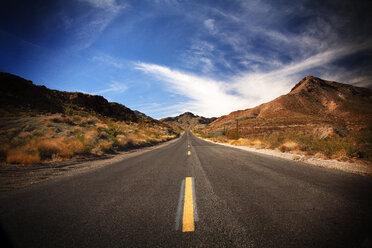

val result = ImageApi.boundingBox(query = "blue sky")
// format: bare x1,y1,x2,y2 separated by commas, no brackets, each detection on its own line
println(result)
1,0,371,118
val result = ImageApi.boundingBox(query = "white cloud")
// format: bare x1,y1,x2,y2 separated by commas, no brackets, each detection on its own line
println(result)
92,55,124,69
93,81,128,94
79,0,119,9
204,19,216,33
139,103,187,119
135,62,249,117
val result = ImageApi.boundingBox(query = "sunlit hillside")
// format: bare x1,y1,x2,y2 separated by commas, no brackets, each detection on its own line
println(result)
195,76,372,163
0,73,179,164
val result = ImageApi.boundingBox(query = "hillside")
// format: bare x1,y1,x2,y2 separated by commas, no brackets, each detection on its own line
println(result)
160,112,216,130
212,76,372,126
0,72,140,122
0,72,179,164
199,76,372,162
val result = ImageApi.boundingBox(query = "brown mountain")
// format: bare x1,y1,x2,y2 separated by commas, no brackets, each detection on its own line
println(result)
160,112,217,130
205,76,372,153
0,72,139,122
211,76,372,128
199,76,372,161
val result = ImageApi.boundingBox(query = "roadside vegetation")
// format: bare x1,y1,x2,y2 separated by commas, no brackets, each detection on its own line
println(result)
0,113,179,164
193,124,372,163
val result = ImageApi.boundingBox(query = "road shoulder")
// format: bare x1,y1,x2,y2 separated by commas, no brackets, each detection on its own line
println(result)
0,136,182,191
197,136,372,176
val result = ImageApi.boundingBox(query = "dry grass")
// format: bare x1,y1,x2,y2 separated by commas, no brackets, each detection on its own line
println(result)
6,148,41,164
1,113,179,164
194,125,372,163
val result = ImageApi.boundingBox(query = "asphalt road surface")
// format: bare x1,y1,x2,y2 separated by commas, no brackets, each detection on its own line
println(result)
0,131,371,247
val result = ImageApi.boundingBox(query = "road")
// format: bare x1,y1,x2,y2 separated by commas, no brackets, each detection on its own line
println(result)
0,131,371,247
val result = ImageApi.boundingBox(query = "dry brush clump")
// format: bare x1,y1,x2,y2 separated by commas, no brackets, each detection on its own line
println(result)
278,141,300,152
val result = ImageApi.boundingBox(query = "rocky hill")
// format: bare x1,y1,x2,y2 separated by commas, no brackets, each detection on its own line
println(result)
211,76,372,127
160,112,217,130
0,72,178,164
201,76,372,162
0,72,139,122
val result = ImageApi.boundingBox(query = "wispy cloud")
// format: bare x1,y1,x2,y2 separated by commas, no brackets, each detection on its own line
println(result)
79,0,120,9
177,1,371,80
66,0,126,50
134,102,187,119
204,19,216,34
92,54,124,69
93,81,128,95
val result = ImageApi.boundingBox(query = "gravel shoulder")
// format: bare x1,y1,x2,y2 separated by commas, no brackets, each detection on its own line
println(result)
200,137,372,176
0,137,181,191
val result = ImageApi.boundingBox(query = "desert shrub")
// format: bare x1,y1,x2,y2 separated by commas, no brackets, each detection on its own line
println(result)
130,135,147,146
51,116,64,123
72,115,81,123
98,132,109,140
6,128,19,139
115,134,134,148
264,133,284,148
0,141,10,161
96,122,109,130
22,125,35,132
250,139,265,148
34,139,62,159
84,129,98,146
6,148,40,164
81,117,98,126
278,141,300,152
226,130,239,140
31,129,43,137
193,130,215,139
236,138,251,146
45,120,54,127
11,136,30,147
56,138,86,158
63,116,75,125
67,138,87,154
91,140,114,155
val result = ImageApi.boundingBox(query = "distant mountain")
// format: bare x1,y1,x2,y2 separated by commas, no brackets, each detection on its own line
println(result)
0,72,140,122
207,76,372,137
160,112,217,130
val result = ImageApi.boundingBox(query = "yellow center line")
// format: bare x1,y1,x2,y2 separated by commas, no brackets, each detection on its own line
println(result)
182,177,194,232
